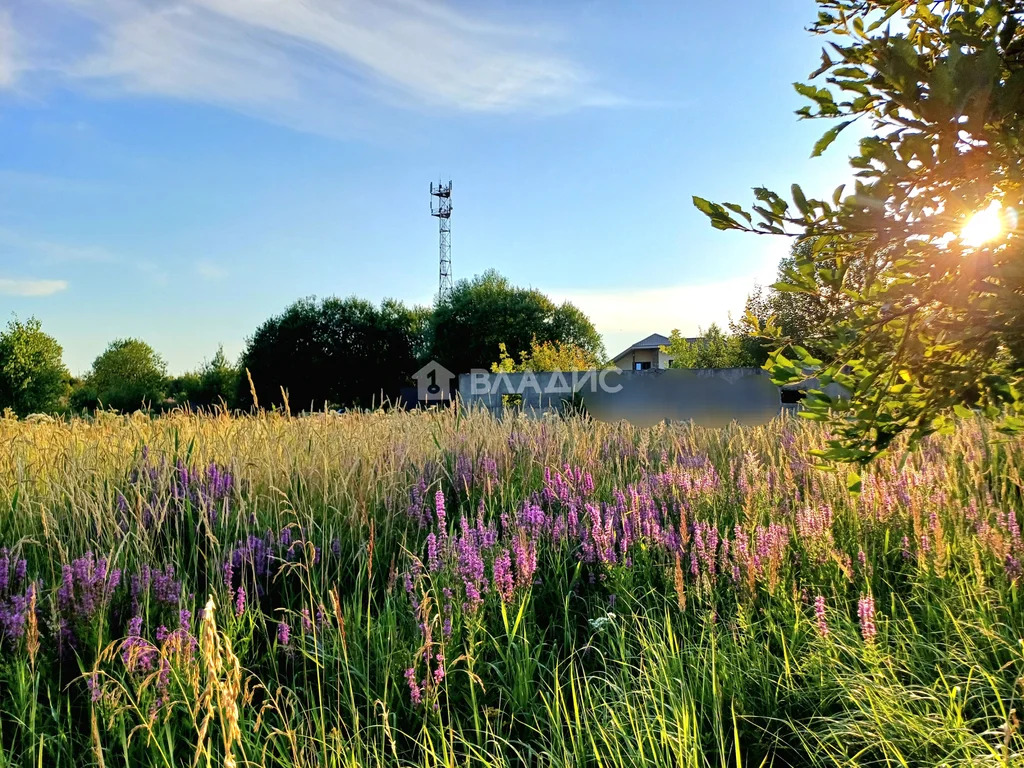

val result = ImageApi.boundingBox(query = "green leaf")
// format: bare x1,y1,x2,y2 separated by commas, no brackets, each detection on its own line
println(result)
692,196,717,217
868,1,903,30
791,184,810,215
846,470,862,493
772,281,808,294
810,48,833,78
722,202,753,223
811,120,853,157
692,196,744,231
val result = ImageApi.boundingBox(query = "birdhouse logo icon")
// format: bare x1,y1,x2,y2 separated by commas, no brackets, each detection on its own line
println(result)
412,360,456,403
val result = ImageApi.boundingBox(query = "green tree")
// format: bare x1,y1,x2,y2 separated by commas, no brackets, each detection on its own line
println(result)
167,371,203,407
491,338,600,373
733,238,868,365
0,317,70,416
661,323,752,368
170,347,240,409
237,297,426,410
729,286,775,367
430,270,604,374
87,338,168,412
197,347,239,408
694,0,1024,463
68,376,99,413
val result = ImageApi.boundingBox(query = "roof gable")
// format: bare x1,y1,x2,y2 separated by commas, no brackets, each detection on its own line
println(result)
632,333,671,349
611,332,704,363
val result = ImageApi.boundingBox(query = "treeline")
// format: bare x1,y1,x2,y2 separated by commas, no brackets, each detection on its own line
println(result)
661,240,854,369
0,270,605,416
1,246,847,416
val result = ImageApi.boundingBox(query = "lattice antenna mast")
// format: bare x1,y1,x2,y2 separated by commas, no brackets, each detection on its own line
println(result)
430,180,453,301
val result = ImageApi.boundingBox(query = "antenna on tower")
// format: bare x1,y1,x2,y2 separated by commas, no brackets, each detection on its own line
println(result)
430,179,452,301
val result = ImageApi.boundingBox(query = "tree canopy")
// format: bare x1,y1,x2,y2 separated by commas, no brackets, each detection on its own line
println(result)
86,338,168,412
168,346,239,409
660,324,753,368
732,238,867,366
0,317,70,416
694,0,1024,465
430,270,605,374
237,296,427,410
491,338,601,373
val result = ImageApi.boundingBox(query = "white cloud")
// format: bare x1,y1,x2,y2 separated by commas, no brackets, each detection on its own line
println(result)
0,226,115,263
553,277,753,352
0,226,169,283
550,242,785,358
0,278,69,296
0,10,17,88
195,260,227,280
17,0,609,133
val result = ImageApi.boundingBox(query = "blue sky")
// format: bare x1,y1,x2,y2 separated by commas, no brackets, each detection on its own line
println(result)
0,0,862,374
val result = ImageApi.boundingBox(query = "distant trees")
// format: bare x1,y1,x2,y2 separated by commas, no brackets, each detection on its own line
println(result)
232,272,602,410
2,271,605,417
80,338,168,412
430,270,604,374
168,346,239,409
235,272,602,410
0,317,70,416
734,239,864,365
661,323,753,369
237,297,426,410
491,338,600,373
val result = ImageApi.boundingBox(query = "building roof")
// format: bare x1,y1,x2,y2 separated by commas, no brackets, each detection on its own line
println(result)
630,333,672,349
611,333,700,362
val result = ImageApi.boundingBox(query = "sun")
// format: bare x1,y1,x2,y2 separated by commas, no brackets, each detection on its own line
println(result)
961,202,1004,247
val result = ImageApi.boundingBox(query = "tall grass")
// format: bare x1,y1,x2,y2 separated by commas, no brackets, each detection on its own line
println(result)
0,408,1020,767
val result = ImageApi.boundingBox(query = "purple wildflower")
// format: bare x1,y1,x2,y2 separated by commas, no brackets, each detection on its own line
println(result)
435,490,447,531
433,653,446,685
814,595,828,637
426,533,441,572
405,667,423,706
858,594,877,643
492,549,514,603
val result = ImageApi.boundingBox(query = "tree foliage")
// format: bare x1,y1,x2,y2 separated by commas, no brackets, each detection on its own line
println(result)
237,297,426,410
169,346,239,409
87,338,168,412
694,0,1024,464
430,270,604,374
660,324,753,368
734,239,869,365
490,338,600,373
0,317,70,416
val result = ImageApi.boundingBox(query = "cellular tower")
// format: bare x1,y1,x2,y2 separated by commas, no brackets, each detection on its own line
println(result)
430,180,452,300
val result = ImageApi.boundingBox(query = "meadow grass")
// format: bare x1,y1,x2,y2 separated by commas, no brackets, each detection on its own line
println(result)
0,408,1021,767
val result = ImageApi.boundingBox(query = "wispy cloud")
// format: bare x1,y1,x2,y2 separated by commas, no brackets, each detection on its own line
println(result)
195,260,227,280
0,226,169,282
9,0,610,134
0,10,17,88
0,169,107,194
554,278,755,338
0,278,69,296
0,226,115,263
550,249,782,357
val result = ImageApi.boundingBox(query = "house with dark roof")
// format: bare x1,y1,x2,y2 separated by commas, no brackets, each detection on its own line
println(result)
610,333,700,371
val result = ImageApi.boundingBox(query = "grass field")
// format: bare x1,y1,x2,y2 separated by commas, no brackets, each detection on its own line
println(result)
0,408,1021,767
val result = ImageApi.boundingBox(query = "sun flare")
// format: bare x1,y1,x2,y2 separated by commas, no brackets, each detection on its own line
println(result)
961,202,1004,247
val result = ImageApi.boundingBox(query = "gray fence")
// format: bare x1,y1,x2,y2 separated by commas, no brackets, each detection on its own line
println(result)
458,367,790,428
